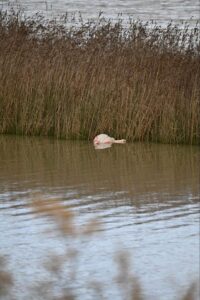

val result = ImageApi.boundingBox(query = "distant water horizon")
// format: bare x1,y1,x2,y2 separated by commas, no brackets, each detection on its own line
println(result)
1,0,200,24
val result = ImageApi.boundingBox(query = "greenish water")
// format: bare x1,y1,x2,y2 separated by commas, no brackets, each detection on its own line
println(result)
0,135,199,299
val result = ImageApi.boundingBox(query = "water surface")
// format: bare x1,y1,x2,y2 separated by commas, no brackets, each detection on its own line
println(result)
0,135,199,299
1,0,200,22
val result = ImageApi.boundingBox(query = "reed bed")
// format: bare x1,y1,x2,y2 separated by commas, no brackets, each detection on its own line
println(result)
0,10,199,144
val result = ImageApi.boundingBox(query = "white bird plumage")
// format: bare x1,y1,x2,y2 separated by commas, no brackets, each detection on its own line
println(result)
93,134,126,145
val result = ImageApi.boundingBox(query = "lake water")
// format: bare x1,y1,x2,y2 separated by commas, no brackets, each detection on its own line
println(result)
1,0,200,23
0,135,199,299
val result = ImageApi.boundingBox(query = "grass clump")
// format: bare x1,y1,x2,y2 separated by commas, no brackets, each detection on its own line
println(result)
0,10,199,144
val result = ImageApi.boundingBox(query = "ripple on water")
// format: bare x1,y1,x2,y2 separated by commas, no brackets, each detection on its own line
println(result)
0,137,199,300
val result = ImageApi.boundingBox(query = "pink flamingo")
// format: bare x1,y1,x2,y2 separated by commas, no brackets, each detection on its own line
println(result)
93,134,126,145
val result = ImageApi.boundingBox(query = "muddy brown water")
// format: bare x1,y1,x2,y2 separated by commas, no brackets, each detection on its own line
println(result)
0,135,199,299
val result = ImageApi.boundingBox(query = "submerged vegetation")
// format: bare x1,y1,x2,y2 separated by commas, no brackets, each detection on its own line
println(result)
0,10,199,144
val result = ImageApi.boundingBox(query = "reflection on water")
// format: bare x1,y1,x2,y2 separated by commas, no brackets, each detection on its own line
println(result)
94,143,112,150
0,135,199,300
1,0,200,22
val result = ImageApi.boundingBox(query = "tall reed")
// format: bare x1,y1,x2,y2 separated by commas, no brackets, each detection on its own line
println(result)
0,11,199,144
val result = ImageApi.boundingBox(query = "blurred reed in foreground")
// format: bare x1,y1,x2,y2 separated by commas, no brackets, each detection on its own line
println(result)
0,11,199,144
0,197,199,299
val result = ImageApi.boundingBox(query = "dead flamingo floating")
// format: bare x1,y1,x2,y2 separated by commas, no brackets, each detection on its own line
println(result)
93,134,126,146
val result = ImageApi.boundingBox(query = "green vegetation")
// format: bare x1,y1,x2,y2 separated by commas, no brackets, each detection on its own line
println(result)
0,11,199,144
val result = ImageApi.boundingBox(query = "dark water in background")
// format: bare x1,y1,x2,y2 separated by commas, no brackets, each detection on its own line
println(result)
1,0,200,23
0,135,199,299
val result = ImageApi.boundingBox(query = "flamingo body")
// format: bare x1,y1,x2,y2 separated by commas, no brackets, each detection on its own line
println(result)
93,134,126,145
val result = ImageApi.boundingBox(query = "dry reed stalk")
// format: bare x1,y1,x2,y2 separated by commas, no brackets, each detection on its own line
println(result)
0,11,199,144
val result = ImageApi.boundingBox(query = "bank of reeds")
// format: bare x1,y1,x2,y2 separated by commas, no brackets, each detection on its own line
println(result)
0,10,199,144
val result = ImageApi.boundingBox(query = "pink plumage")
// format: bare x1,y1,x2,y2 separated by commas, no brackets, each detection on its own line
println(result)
93,134,126,145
